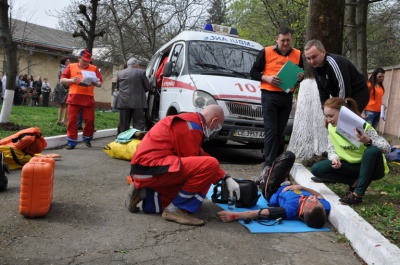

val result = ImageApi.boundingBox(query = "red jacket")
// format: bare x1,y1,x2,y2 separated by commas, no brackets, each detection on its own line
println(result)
131,112,218,175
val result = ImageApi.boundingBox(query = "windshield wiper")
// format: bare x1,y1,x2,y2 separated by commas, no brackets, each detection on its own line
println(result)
194,63,248,78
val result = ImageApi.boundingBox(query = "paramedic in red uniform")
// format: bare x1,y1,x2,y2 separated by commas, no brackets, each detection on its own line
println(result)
250,26,304,185
126,105,241,226
60,49,103,150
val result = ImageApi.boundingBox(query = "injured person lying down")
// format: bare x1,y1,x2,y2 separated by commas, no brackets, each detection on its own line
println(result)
217,151,331,229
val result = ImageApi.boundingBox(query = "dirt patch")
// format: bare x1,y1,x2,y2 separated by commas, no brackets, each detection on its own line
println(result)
0,122,29,132
301,152,328,167
388,163,400,174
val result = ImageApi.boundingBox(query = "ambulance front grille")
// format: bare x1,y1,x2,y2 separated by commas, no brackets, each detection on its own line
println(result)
225,102,263,118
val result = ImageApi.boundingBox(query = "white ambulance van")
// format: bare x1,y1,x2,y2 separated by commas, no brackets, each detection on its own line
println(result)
145,24,294,145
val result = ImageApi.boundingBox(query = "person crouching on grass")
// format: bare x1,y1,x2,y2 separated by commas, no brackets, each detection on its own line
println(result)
311,97,390,205
218,151,331,229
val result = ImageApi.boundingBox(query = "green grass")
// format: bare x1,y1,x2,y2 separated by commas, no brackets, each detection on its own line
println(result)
0,105,119,138
326,163,400,248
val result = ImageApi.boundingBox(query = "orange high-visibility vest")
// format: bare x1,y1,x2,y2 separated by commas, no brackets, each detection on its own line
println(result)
260,46,301,92
68,63,97,96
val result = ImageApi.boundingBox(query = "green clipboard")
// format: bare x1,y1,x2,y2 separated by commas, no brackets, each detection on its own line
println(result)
276,60,304,93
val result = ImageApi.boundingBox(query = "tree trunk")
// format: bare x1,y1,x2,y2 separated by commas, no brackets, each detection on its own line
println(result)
306,0,345,54
345,0,357,63
287,0,345,162
357,0,368,78
0,0,18,123
287,80,328,161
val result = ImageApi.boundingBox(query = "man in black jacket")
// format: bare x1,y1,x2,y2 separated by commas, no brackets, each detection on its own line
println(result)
304,39,369,112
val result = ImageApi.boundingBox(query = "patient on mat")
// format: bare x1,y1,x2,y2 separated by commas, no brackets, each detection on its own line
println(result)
217,151,331,228
385,145,400,162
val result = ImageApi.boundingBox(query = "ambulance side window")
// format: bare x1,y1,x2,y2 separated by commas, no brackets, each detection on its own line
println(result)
170,44,184,76
146,53,159,79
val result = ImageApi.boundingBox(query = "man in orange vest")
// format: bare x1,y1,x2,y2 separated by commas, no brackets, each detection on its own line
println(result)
60,49,103,150
250,26,304,184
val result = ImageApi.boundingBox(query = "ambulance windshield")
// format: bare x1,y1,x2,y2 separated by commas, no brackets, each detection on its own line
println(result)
188,41,259,78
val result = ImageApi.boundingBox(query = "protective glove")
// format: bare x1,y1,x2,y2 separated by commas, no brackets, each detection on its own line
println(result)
225,176,240,200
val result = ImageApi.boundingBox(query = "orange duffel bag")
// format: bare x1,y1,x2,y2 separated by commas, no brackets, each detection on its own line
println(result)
0,127,47,155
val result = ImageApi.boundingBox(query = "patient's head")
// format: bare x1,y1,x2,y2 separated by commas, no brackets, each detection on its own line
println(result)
299,195,327,228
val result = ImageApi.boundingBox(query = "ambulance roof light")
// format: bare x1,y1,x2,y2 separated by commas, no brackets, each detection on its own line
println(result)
203,24,239,37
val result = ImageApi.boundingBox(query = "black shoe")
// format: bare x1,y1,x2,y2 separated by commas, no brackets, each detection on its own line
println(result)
311,177,336,183
85,141,91,148
264,151,296,201
66,145,75,150
339,192,363,205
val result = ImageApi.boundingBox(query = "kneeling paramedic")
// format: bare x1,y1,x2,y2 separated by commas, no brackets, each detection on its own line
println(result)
217,151,331,228
126,105,240,226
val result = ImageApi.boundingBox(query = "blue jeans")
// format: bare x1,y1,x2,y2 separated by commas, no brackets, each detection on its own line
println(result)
364,110,380,129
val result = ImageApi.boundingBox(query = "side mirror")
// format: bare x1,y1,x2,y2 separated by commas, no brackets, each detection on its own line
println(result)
163,62,173,77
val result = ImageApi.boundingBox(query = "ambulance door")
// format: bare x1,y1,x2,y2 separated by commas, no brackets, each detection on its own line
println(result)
159,42,185,119
145,53,163,124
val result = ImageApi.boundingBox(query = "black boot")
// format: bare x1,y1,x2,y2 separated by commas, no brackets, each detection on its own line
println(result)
263,151,296,201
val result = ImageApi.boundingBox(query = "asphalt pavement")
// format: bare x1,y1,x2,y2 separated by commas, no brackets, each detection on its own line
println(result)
0,131,399,264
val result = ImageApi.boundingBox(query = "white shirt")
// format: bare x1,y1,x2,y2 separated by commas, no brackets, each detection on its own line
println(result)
41,82,51,92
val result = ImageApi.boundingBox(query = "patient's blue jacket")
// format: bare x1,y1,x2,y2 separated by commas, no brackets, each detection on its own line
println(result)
269,186,331,220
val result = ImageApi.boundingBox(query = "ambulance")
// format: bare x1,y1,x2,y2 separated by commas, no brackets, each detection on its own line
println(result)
145,24,294,145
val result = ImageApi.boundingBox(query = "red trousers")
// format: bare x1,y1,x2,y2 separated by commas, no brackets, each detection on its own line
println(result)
67,104,95,141
134,156,225,213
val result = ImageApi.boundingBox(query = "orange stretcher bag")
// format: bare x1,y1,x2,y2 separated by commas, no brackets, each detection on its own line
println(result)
0,127,47,155
19,158,55,218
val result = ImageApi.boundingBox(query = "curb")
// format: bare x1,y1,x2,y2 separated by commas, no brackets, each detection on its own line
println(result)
43,133,400,265
291,163,400,265
44,128,117,149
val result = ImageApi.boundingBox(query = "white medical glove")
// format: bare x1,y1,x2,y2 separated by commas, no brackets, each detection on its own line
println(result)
225,176,240,200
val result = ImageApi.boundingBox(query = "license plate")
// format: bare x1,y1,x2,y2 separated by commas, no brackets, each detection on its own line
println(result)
234,129,265,139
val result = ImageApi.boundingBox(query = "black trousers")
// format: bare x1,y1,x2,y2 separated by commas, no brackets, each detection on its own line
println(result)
118,108,145,134
261,90,293,168
42,92,50,107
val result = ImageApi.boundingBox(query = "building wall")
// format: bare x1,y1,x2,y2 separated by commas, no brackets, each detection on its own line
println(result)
377,65,400,138
1,48,113,109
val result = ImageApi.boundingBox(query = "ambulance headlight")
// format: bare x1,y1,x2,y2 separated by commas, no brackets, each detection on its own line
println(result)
193,91,217,108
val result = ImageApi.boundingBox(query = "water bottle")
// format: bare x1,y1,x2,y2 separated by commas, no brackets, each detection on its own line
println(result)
228,196,236,210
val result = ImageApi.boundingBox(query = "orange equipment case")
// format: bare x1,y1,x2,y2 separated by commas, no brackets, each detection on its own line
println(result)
19,157,55,218
30,156,56,171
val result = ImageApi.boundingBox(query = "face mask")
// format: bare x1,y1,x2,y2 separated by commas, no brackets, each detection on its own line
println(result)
203,126,214,138
203,120,222,138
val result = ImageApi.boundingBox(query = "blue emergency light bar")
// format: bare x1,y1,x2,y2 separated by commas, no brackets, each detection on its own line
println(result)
203,24,239,37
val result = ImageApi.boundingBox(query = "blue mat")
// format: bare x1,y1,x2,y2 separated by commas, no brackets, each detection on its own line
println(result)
206,186,330,233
